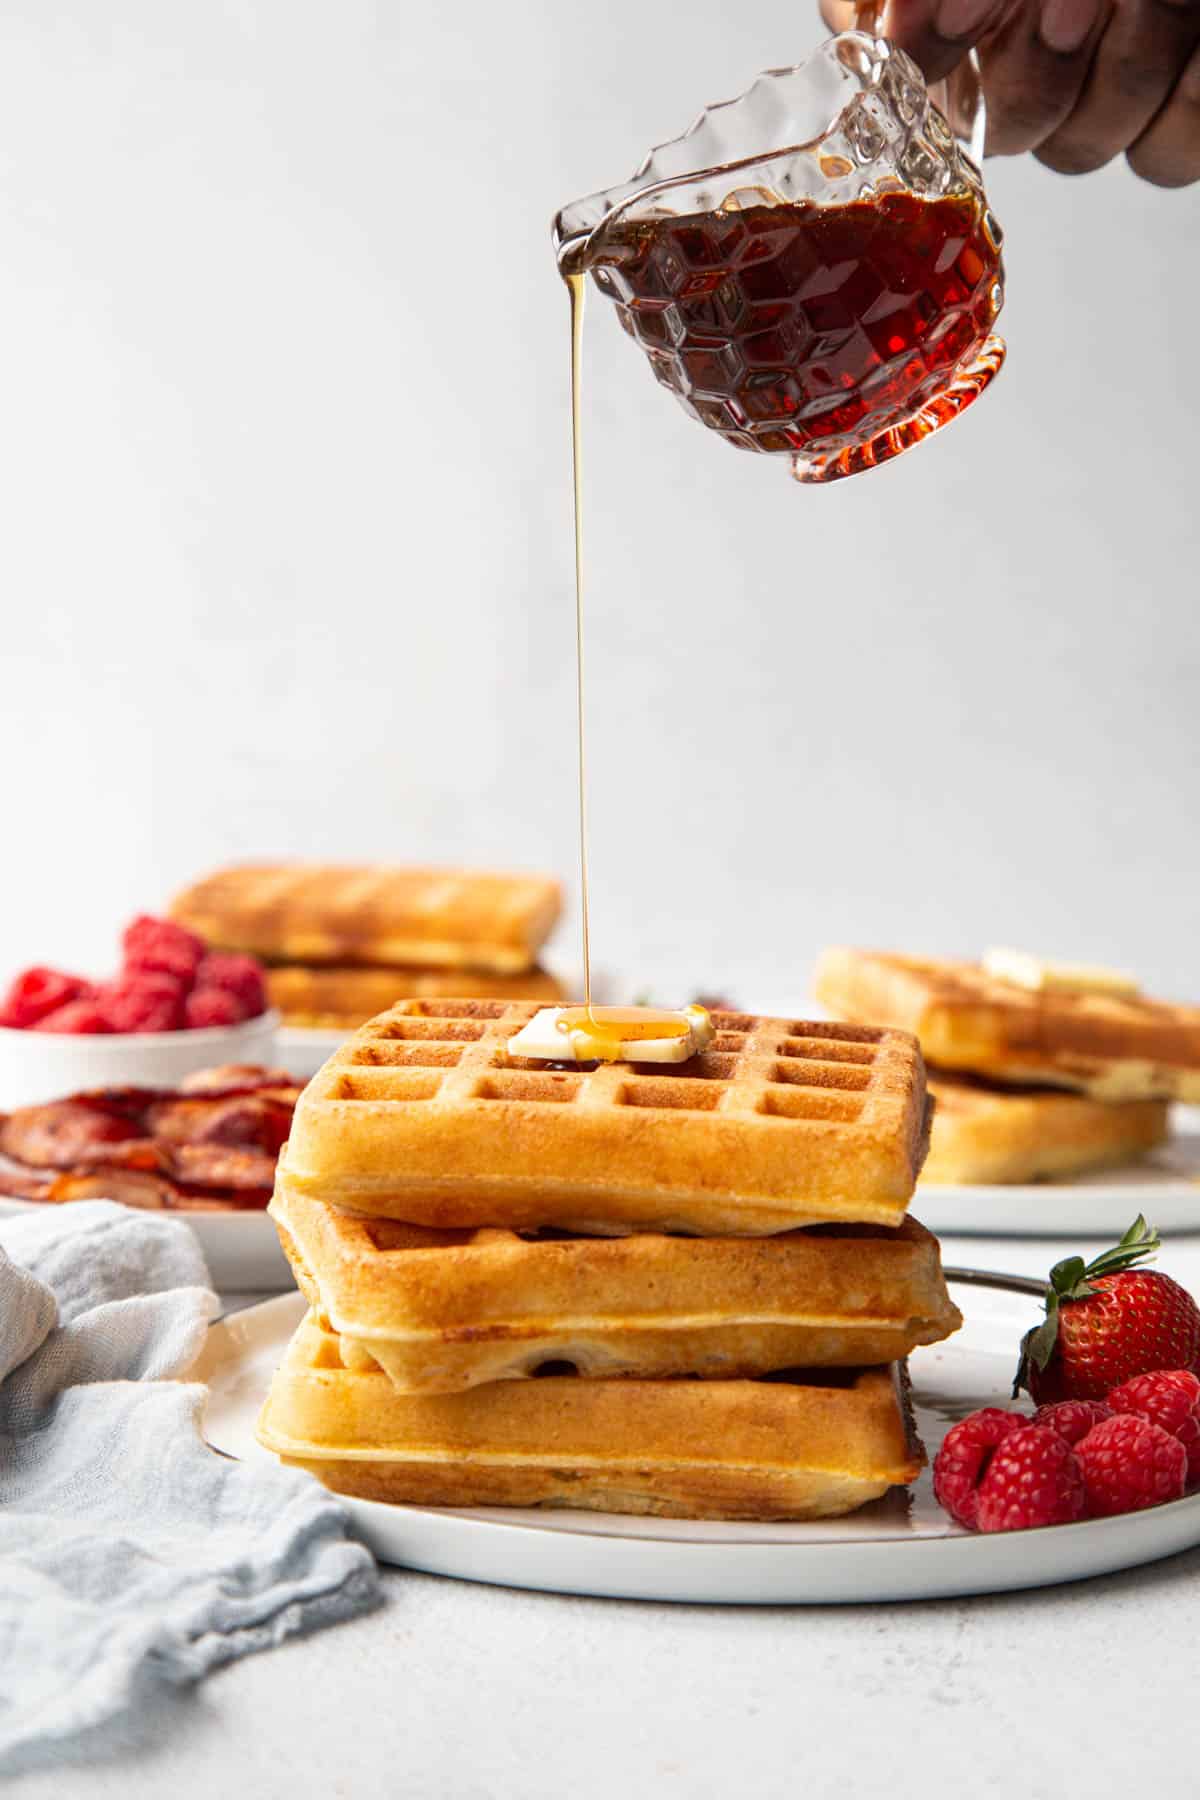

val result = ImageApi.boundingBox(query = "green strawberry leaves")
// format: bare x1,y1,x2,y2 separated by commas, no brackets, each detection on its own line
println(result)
1013,1216,1160,1397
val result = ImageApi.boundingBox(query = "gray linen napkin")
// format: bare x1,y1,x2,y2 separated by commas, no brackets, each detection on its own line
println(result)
0,1200,379,1768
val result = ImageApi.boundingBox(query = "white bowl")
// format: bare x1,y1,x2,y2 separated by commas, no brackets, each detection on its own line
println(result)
0,1010,282,1108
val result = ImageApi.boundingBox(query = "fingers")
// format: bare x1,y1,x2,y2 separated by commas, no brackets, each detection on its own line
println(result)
970,0,1109,155
818,0,1017,81
889,0,1016,81
1037,0,1200,172
1125,36,1200,180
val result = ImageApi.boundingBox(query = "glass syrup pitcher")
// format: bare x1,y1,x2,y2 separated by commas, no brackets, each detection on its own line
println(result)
553,16,1005,482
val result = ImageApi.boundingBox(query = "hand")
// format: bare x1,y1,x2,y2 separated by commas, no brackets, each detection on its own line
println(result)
819,0,1200,186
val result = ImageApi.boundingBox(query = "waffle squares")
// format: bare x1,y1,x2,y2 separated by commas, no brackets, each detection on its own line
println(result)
816,948,1186,1185
258,999,957,1520
256,1314,925,1522
272,1177,960,1391
171,863,564,1031
279,1001,933,1235
815,948,1200,1103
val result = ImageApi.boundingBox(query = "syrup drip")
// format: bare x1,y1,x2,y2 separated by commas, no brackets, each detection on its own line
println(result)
563,264,694,1050
557,1005,696,1063
565,269,592,1013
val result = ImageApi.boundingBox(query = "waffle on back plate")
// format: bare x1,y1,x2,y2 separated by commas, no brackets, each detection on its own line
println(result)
170,864,562,974
272,1178,961,1391
266,963,565,1030
815,948,1200,1102
256,1311,924,1521
923,1075,1169,1185
280,1001,931,1235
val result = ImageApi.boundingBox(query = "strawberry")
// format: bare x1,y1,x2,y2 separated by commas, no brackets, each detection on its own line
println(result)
1014,1217,1200,1405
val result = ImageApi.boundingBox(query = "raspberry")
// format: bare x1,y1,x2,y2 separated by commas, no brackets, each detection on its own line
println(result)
122,915,207,984
100,972,186,1034
0,967,94,1029
31,1000,113,1034
932,1408,1026,1529
1076,1414,1187,1517
184,988,243,1030
1107,1370,1200,1485
975,1425,1086,1533
193,953,266,1019
1031,1399,1113,1446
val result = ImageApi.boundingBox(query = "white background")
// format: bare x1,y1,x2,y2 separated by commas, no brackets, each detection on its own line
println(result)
0,0,1195,1011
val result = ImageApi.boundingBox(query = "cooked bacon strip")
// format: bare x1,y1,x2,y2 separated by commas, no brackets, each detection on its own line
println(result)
168,1143,279,1192
0,1064,295,1212
0,1101,146,1170
146,1095,293,1155
179,1064,298,1096
46,1170,178,1209
0,1165,54,1201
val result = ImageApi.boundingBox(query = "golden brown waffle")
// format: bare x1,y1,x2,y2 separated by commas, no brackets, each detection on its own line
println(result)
923,1075,1169,1185
271,1178,961,1391
280,1000,931,1234
170,864,563,974
266,963,566,1030
815,948,1200,1102
256,1311,924,1520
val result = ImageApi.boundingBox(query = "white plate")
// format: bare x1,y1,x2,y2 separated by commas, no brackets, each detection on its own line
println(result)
915,1116,1200,1239
0,1196,288,1289
0,1009,282,1109
195,1284,1200,1604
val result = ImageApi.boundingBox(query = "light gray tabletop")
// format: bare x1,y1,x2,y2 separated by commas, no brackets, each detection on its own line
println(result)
9,1232,1199,1799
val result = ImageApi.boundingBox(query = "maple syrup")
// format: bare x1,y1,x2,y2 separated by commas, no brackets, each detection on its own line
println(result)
557,57,1002,1033
563,269,703,1047
557,1004,694,1062
580,191,1003,462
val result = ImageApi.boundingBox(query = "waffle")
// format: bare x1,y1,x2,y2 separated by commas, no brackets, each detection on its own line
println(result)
280,1001,932,1234
266,963,566,1030
923,1076,1169,1186
169,864,563,974
271,1178,961,1391
815,948,1200,1102
256,1311,924,1520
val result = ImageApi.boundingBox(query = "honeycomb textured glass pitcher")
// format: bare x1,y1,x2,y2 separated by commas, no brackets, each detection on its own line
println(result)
554,31,1005,483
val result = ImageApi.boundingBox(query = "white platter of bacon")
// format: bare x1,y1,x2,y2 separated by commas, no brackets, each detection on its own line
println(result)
0,1064,299,1286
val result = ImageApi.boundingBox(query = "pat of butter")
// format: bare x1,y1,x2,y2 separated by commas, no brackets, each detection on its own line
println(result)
982,947,1140,999
507,1005,714,1065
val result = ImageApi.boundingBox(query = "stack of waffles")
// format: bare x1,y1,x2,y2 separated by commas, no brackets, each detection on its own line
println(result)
170,864,565,1031
815,949,1200,1185
257,999,963,1521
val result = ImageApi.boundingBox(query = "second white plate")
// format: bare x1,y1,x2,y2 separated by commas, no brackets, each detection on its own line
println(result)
915,1119,1200,1238
196,1283,1200,1604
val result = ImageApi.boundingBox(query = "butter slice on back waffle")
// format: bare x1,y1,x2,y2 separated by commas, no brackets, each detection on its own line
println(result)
256,1311,924,1521
266,963,565,1030
170,864,562,974
271,1179,961,1391
280,1001,931,1234
815,948,1200,1102
923,1076,1169,1185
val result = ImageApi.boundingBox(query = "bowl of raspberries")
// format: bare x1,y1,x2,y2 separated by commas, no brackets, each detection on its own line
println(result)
0,916,279,1105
